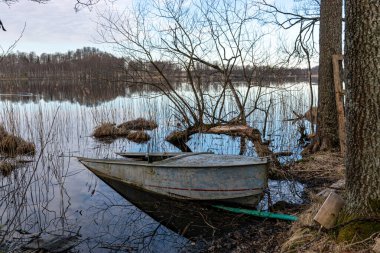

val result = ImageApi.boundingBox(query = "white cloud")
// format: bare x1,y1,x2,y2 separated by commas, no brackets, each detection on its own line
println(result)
0,0,126,54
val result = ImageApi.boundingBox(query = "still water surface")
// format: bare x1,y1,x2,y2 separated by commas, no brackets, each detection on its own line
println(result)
0,82,314,252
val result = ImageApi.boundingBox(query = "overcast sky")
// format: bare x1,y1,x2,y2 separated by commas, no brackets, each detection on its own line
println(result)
1,0,305,60
1,0,129,55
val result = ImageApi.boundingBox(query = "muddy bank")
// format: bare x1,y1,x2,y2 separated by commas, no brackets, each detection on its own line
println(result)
204,151,346,253
280,152,379,253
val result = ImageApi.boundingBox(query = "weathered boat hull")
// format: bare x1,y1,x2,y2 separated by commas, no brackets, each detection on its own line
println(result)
78,154,268,207
92,172,262,240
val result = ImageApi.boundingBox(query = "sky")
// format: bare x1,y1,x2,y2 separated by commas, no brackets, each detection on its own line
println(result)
1,0,127,55
0,0,307,62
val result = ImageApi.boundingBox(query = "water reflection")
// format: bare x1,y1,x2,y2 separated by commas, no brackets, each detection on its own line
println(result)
0,82,312,252
0,156,194,252
92,170,304,241
0,79,128,105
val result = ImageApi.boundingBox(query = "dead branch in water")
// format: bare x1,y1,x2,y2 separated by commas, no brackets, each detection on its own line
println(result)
166,124,275,161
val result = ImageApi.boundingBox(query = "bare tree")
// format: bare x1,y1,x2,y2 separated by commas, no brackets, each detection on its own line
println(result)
0,23,25,62
260,0,344,153
260,0,320,126
313,0,342,151
338,0,380,241
97,0,274,157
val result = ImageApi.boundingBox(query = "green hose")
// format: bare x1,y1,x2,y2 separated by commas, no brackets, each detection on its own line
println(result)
213,205,298,221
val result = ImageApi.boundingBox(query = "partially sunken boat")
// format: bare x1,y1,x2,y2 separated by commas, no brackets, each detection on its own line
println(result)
77,152,269,207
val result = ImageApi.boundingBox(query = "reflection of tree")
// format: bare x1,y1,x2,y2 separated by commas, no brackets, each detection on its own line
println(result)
84,188,192,252
0,47,310,106
0,113,79,251
0,158,79,250
95,174,274,245
0,79,129,105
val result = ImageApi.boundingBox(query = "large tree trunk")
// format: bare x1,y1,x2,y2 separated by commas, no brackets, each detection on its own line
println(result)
315,0,342,150
338,0,380,241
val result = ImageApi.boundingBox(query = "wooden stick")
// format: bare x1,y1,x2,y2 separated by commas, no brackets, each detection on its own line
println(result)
332,54,346,155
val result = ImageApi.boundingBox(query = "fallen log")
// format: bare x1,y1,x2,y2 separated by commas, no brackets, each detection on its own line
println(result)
165,124,273,158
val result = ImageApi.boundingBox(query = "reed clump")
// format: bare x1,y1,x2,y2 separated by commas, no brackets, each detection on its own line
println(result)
93,118,156,142
0,125,36,156
0,125,7,139
126,131,151,143
117,118,158,131
0,160,17,176
92,122,120,138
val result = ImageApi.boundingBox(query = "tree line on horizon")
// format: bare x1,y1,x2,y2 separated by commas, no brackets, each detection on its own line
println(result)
0,46,317,83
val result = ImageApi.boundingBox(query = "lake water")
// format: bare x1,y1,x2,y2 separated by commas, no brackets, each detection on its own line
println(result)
0,81,315,252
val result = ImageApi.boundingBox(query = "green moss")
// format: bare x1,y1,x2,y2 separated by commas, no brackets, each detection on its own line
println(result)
369,199,380,213
337,218,380,242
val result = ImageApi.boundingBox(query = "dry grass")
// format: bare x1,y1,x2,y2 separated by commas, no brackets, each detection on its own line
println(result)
116,126,130,137
281,195,328,253
93,120,155,141
0,125,7,139
16,142,36,156
126,131,151,143
281,151,377,253
281,194,378,253
92,122,119,138
117,118,158,131
0,160,17,176
0,125,36,157
287,151,345,185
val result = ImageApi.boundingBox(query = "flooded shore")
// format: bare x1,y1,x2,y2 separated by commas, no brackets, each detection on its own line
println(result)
0,81,314,252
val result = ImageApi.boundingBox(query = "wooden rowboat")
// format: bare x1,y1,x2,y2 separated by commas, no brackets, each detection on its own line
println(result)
77,152,269,207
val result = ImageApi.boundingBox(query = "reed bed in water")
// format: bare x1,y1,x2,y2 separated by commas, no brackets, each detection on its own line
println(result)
0,160,16,177
0,125,35,157
126,131,151,143
0,82,318,252
0,103,80,251
117,118,158,131
92,118,157,143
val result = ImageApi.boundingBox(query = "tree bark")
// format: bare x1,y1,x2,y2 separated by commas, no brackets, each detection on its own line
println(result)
316,0,342,150
338,0,380,241
165,125,273,158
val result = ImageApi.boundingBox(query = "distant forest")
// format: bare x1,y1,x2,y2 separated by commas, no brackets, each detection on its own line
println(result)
0,47,124,81
0,47,318,104
0,47,317,82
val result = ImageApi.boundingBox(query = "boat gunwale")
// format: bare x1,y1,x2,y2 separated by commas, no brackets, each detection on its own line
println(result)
115,151,196,158
77,156,269,168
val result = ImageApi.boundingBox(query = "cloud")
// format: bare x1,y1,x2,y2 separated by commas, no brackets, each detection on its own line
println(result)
0,0,120,54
